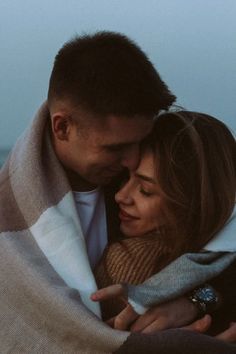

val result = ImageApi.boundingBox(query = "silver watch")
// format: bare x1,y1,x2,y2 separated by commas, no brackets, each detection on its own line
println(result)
188,284,220,315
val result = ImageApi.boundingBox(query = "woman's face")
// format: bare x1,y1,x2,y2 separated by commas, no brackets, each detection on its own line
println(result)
115,149,165,237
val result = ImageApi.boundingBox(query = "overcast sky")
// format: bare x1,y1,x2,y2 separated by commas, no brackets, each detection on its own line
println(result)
0,0,235,149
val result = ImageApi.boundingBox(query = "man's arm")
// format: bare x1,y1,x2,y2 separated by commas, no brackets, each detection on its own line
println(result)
114,329,236,354
127,252,236,309
129,257,236,334
92,253,236,332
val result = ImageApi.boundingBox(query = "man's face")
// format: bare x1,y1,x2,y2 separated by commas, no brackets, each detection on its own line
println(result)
53,107,153,188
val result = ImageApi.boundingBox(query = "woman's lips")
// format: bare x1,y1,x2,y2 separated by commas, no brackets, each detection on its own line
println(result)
119,208,139,222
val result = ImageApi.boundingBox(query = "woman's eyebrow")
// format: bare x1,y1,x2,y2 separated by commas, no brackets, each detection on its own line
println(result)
134,172,156,184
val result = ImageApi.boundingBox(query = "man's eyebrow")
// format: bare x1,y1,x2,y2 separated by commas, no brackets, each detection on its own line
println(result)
135,173,156,184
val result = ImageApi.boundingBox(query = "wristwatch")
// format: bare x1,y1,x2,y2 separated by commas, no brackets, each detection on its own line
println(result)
188,284,220,315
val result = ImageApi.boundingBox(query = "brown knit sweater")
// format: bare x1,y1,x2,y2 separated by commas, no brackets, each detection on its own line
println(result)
94,234,172,320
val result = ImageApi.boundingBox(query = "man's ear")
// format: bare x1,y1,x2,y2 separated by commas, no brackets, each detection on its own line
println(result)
51,113,73,141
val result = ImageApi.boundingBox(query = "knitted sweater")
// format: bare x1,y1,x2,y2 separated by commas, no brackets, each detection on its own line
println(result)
94,234,172,319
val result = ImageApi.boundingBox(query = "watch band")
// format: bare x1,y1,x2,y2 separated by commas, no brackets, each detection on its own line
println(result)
188,292,207,315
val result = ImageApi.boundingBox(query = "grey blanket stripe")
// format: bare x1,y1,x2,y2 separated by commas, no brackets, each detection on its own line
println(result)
128,251,236,307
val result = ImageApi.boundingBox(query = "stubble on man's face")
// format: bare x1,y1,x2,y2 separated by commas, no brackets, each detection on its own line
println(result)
52,105,153,190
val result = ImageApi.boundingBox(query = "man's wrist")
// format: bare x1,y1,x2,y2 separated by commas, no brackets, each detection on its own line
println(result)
128,297,149,315
188,284,221,316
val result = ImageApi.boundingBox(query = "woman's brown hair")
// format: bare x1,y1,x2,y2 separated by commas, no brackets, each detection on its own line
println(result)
144,111,236,256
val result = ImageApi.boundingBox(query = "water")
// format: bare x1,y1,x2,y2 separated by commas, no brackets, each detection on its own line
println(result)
0,149,10,168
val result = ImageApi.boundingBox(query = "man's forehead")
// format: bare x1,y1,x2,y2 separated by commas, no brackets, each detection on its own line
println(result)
56,101,154,132
95,114,154,144
105,113,154,127
94,114,153,132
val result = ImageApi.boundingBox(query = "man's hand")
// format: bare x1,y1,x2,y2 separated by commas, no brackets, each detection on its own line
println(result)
183,314,212,333
128,296,199,333
91,286,236,344
186,319,236,343
215,323,236,343
91,284,198,332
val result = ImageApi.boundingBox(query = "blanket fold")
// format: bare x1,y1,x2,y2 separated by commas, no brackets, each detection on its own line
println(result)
0,102,129,353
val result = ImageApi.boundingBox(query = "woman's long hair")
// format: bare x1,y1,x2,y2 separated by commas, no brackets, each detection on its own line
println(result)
144,111,236,256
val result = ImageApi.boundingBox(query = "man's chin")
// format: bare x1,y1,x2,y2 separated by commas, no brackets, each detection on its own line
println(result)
93,175,115,186
93,174,121,186
92,171,124,186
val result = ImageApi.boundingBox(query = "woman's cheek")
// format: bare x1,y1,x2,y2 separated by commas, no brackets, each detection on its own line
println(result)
120,220,141,237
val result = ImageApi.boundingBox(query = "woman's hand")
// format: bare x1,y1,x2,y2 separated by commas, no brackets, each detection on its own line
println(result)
91,284,140,330
91,284,125,302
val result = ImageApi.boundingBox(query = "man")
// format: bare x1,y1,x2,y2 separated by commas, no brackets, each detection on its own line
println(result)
0,31,235,353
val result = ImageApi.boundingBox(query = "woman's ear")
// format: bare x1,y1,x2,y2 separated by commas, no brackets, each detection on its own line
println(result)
51,113,72,141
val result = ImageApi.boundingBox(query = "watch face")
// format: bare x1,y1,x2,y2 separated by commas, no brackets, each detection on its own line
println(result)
195,287,217,303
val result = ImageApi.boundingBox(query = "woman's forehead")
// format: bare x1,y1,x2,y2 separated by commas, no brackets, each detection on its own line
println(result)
136,150,156,178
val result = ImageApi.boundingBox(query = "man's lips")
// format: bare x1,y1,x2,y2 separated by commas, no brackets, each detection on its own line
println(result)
119,208,139,222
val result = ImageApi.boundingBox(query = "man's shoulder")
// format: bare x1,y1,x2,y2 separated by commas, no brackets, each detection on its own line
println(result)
0,159,27,232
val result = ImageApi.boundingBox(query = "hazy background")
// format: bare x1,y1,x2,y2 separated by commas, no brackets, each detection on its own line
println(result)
0,0,235,156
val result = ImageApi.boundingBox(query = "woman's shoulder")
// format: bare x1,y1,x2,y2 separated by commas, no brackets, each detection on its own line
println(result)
95,233,172,286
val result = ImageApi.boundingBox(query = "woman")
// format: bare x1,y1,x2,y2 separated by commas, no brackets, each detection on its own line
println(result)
92,111,236,329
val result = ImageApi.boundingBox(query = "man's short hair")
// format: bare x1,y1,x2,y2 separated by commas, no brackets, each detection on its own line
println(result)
48,31,176,117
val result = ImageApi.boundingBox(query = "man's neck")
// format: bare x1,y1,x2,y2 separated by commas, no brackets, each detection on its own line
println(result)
65,168,98,192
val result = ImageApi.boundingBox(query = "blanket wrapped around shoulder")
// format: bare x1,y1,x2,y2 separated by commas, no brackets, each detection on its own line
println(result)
0,102,131,353
1,102,236,354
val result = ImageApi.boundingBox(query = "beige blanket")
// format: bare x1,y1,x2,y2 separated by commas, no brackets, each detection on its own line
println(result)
1,102,236,353
0,103,129,353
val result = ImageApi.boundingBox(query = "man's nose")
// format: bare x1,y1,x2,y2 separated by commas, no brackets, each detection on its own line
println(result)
120,144,140,171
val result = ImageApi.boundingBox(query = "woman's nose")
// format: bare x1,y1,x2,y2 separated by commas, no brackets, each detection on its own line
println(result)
115,180,133,205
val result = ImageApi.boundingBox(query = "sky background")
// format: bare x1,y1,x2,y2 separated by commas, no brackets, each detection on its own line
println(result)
0,0,235,149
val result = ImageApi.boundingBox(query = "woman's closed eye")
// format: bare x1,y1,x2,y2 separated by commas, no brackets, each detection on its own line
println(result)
139,187,154,197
